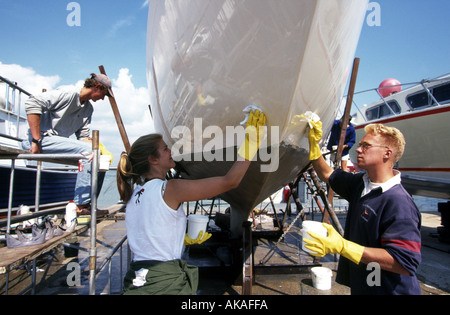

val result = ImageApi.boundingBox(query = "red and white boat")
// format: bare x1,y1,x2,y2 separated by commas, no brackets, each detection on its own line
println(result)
351,74,450,200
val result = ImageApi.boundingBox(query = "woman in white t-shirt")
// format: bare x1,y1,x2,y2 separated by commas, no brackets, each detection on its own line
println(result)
117,110,266,295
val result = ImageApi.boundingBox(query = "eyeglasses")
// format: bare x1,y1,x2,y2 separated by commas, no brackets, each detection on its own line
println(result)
358,142,390,152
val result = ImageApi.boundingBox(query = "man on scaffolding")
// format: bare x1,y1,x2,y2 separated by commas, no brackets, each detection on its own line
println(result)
21,73,113,217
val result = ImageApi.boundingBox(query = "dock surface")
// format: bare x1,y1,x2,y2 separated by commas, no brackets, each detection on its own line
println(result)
2,209,448,295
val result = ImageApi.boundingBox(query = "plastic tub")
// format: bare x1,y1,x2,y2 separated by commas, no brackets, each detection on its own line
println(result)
187,215,209,239
99,155,112,171
301,221,327,254
311,267,332,290
77,215,91,226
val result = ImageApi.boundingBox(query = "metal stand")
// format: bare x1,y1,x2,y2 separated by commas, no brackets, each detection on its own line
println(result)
242,221,253,295
89,130,100,295
238,165,348,294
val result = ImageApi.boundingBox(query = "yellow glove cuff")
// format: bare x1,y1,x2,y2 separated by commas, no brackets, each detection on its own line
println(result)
309,143,322,161
237,127,260,161
308,120,323,160
238,110,266,161
341,240,365,265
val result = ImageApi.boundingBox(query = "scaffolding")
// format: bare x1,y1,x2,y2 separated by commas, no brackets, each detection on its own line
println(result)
0,74,127,295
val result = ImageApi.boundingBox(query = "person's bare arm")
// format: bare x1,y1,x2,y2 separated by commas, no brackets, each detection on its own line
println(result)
311,156,334,184
362,247,410,275
27,114,42,154
164,160,251,210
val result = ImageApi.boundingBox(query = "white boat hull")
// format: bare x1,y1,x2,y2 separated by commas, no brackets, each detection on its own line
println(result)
147,0,368,235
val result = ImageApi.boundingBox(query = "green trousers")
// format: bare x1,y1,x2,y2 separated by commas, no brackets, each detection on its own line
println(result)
122,259,198,295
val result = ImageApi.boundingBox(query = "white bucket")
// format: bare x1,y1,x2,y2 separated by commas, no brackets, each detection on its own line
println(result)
311,267,332,290
301,221,327,254
99,155,112,171
187,215,209,239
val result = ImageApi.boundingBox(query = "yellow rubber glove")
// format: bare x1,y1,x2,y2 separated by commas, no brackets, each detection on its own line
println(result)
304,223,365,265
308,119,323,161
197,93,206,106
184,231,212,246
237,110,267,161
99,142,114,164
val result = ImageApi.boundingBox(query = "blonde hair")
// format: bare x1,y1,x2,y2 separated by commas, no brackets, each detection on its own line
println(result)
116,134,163,202
364,124,405,163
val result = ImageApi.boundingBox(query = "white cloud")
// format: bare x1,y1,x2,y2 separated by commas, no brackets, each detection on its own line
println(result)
108,17,135,38
0,62,154,163
0,62,60,94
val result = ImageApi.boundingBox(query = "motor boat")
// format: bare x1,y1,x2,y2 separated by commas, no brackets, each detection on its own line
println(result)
351,74,450,200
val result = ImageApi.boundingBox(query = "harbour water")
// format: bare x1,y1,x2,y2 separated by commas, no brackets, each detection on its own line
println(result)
97,171,121,209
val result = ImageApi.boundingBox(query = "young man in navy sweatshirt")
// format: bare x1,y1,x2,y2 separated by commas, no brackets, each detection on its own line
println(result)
305,122,421,295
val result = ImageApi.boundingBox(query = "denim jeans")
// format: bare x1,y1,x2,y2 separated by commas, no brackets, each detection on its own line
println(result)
21,134,105,206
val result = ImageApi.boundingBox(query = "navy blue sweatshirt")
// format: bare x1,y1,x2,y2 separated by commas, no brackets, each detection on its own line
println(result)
330,169,422,295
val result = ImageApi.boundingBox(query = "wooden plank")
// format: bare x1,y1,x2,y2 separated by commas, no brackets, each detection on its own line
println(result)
0,225,88,274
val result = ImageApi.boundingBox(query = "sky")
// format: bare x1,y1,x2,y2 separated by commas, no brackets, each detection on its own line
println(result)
1,0,449,162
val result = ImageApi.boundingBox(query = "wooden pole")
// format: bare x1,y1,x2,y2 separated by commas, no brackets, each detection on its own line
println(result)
336,58,360,164
324,58,360,228
98,65,131,153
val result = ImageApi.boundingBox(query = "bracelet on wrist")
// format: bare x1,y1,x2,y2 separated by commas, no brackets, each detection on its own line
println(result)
32,138,42,145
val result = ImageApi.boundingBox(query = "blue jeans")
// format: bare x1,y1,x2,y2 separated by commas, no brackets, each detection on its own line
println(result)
21,134,105,206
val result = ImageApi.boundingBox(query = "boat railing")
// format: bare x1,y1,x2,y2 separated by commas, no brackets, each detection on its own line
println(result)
0,75,30,143
348,74,450,124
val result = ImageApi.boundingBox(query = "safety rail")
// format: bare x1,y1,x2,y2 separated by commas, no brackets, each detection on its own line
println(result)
0,151,88,234
0,75,30,143
95,234,129,295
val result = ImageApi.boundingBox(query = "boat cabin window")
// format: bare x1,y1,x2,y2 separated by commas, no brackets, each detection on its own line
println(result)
407,92,430,109
365,100,400,120
407,82,450,109
433,83,450,104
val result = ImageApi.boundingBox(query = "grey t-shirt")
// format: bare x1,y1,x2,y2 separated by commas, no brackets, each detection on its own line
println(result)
25,86,93,139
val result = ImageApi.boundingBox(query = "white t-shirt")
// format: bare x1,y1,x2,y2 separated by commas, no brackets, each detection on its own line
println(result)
125,179,186,262
361,170,402,197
